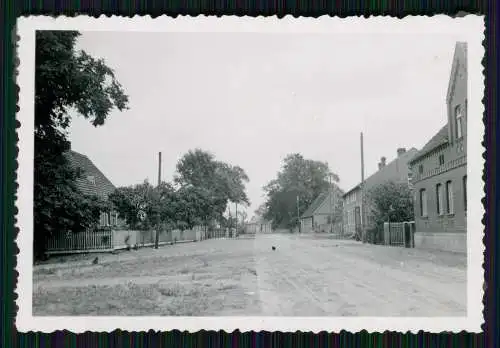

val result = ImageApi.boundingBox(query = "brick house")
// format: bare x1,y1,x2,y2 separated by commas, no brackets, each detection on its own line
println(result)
65,150,122,228
300,186,344,233
343,147,418,237
408,42,467,253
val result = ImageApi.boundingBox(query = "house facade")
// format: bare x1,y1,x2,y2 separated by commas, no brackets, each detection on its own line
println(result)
409,42,467,253
300,186,344,234
245,216,272,234
66,150,123,229
343,147,418,237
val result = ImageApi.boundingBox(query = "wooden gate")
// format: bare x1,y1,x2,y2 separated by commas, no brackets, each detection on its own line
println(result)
389,222,405,246
383,222,415,248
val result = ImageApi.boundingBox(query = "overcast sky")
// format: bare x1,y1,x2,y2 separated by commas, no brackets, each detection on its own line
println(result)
68,30,466,216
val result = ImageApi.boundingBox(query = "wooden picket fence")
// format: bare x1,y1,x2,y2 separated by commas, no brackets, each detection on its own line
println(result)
46,227,113,254
45,226,238,255
205,228,231,239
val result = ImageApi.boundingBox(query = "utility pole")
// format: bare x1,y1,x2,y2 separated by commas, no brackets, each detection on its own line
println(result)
228,205,231,238
235,202,238,238
360,132,366,243
297,195,300,233
329,173,333,233
154,152,161,249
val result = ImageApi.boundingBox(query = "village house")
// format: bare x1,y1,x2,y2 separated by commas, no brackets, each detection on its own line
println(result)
343,147,418,237
245,216,272,234
300,186,344,234
409,42,467,253
65,150,122,228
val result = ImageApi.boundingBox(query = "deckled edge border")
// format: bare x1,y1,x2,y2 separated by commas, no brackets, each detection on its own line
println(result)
10,14,488,337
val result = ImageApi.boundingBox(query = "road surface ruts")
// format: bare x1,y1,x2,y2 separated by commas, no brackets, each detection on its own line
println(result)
253,233,466,316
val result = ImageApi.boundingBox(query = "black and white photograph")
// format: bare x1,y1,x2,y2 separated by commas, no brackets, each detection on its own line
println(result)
16,16,484,333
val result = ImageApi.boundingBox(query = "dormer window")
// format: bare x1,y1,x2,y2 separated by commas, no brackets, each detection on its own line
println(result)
455,104,464,139
87,175,96,185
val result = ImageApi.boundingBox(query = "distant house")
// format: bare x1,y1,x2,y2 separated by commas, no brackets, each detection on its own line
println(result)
409,42,467,253
65,150,122,228
246,216,272,234
343,147,418,237
300,186,344,234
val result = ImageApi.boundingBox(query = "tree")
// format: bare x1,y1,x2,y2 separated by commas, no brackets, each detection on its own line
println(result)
174,148,250,227
367,181,414,242
263,153,340,229
215,163,250,205
254,203,267,219
34,31,129,258
109,180,180,231
173,185,209,231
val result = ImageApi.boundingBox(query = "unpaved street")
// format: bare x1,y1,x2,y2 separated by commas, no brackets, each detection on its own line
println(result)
33,233,466,316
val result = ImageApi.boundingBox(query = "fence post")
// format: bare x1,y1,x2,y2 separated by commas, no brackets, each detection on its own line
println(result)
383,222,390,245
411,221,416,248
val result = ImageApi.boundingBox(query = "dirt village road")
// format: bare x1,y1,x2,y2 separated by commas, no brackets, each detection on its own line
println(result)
33,233,466,316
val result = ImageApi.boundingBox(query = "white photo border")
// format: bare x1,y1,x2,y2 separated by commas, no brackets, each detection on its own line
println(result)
15,15,485,333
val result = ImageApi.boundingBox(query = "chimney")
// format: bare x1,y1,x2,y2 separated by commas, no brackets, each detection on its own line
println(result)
397,147,406,156
381,156,386,166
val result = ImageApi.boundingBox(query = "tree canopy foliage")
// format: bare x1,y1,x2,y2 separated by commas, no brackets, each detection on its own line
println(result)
262,153,340,229
368,181,414,227
110,149,250,233
34,31,129,258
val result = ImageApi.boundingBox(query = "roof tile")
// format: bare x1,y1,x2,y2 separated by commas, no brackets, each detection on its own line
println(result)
409,125,449,164
65,151,116,199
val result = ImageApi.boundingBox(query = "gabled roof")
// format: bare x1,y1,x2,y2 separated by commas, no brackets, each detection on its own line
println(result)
446,42,468,103
411,43,466,165
65,150,116,199
301,192,328,219
301,185,344,219
344,147,419,196
409,125,449,165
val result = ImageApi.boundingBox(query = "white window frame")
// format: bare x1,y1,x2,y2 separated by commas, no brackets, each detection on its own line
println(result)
463,175,467,214
420,189,428,217
436,183,444,216
87,175,96,185
446,181,454,214
455,104,464,139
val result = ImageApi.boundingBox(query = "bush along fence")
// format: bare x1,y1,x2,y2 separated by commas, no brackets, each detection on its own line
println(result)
383,221,416,248
45,226,235,255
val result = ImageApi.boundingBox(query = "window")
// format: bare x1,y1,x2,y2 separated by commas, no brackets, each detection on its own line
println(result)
455,105,464,139
463,176,467,213
87,175,96,185
436,183,444,215
438,154,445,166
446,181,454,214
418,164,424,174
419,189,428,217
